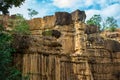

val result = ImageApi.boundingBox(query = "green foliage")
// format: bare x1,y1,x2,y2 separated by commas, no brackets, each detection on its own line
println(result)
0,25,29,80
86,15,118,32
27,8,39,19
16,14,24,19
0,0,25,14
13,14,30,35
86,14,102,27
0,30,22,80
7,68,22,80
108,26,117,32
42,30,52,36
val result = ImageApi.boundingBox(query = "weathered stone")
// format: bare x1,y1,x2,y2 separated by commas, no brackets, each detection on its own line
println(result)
28,18,43,30
1,10,120,80
52,30,61,38
43,41,62,47
71,9,86,22
12,34,30,53
84,25,99,34
106,33,119,38
55,12,72,25
104,40,120,52
43,15,55,28
74,22,86,54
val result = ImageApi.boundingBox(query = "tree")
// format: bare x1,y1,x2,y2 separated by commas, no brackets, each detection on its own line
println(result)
27,8,38,19
104,17,118,32
0,25,22,80
86,15,118,32
0,0,25,15
86,14,102,27
0,15,30,80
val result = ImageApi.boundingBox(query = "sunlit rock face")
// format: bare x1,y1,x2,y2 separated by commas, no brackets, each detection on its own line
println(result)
1,9,120,80
27,9,88,54
18,9,120,80
28,9,86,30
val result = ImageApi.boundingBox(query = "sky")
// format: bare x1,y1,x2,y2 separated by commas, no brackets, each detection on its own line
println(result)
9,0,120,26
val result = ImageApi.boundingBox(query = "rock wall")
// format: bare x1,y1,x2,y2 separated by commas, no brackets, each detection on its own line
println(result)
1,9,120,80
28,10,87,54
26,9,120,80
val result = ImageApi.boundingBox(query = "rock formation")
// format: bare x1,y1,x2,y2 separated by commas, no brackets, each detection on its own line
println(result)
1,9,120,80
71,9,86,22
55,12,72,25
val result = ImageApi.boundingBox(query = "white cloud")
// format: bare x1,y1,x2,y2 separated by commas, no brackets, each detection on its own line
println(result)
85,9,100,20
53,0,83,8
52,0,120,9
52,0,95,8
85,0,94,6
101,3,120,26
86,3,120,19
101,4,120,17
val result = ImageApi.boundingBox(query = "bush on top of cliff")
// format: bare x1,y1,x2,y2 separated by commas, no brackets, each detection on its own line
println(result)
12,14,30,35
42,29,52,36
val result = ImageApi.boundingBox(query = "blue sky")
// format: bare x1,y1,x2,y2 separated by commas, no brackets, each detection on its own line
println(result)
9,0,120,26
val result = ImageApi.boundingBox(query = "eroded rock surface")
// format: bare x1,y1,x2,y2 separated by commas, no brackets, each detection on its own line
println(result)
71,9,86,22
1,9,120,80
55,12,72,25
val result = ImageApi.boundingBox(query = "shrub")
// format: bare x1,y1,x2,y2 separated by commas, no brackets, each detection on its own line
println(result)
109,26,117,32
42,30,52,36
13,14,30,35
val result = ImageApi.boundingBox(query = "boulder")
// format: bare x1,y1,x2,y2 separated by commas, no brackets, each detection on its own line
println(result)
55,12,72,25
71,9,86,22
52,30,61,38
104,40,120,52
12,34,30,53
84,25,99,34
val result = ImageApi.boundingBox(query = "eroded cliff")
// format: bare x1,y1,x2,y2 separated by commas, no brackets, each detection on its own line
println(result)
1,9,120,80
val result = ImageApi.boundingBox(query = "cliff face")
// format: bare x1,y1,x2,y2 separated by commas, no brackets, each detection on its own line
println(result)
28,9,86,54
26,10,120,80
1,10,120,80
